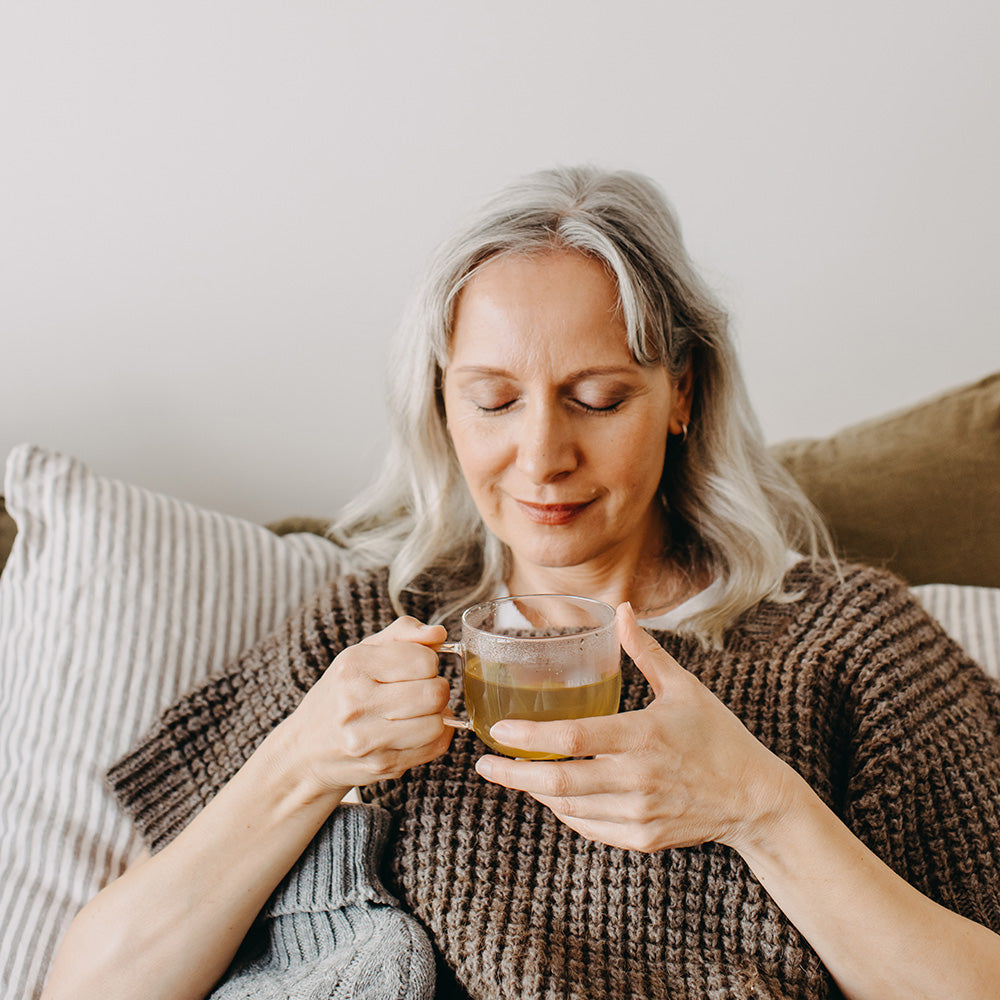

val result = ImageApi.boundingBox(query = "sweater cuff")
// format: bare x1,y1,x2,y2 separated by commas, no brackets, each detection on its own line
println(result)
106,733,213,852
264,804,399,917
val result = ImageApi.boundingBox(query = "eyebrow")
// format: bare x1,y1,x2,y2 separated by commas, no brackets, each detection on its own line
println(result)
448,364,640,380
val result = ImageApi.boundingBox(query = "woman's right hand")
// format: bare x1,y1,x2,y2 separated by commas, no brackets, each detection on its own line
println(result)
281,616,455,794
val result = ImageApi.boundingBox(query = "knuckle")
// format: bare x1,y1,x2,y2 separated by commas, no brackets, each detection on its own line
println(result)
641,629,665,653
555,721,589,757
631,796,660,827
340,727,375,760
389,615,423,634
631,770,661,801
414,645,441,677
332,648,368,682
387,643,435,679
539,768,571,799
429,677,452,710
632,829,660,854
337,688,371,725
368,756,404,779
362,616,417,644
550,794,577,817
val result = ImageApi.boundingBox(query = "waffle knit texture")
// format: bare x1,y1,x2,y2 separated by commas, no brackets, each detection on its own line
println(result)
208,803,435,1000
108,560,1000,1000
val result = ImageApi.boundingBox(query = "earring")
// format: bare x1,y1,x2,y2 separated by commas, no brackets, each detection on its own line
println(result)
679,422,688,444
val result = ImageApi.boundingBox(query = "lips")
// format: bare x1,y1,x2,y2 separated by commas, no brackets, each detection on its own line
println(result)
514,499,594,526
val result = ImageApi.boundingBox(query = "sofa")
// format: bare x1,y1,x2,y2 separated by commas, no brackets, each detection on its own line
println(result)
1,369,998,998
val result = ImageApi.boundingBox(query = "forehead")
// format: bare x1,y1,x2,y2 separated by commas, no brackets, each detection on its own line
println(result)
449,250,634,368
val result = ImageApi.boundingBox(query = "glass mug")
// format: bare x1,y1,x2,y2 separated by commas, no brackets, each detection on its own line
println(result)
440,594,622,760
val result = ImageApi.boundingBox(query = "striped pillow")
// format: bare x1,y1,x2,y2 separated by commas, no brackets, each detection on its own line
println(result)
912,583,1000,679
0,444,350,999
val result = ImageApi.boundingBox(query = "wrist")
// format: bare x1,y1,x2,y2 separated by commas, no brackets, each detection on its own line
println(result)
255,715,352,814
725,752,814,862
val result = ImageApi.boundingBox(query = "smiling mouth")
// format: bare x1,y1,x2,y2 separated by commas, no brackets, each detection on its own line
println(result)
514,499,594,526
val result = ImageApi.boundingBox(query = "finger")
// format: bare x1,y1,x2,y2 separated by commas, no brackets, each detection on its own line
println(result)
531,790,636,825
475,753,623,799
353,723,454,784
347,713,450,759
473,755,666,851
537,813,643,852
616,601,685,697
473,760,671,853
361,639,444,684
361,616,448,649
487,711,634,759
380,713,452,752
380,676,452,721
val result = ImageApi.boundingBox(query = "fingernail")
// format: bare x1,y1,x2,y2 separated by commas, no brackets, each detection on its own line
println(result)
475,757,494,779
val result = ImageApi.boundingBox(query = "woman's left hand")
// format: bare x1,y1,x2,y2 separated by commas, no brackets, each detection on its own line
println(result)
474,602,795,854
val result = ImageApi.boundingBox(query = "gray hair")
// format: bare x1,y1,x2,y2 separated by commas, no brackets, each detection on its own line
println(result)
330,165,834,644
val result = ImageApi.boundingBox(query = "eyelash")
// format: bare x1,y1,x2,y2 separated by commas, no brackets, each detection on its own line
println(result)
475,399,624,415
577,400,624,414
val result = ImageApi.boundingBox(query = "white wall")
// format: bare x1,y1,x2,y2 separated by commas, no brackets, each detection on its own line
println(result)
3,1,998,523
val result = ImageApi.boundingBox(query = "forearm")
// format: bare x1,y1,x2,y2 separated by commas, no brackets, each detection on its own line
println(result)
738,765,1000,1000
42,718,347,1000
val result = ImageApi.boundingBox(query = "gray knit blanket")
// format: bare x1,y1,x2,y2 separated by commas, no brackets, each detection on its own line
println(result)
210,804,435,1000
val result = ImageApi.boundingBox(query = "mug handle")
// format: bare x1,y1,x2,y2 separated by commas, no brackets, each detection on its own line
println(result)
437,641,473,730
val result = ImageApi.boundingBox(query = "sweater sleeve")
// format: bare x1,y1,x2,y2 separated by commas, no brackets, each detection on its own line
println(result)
838,571,1000,930
106,570,398,852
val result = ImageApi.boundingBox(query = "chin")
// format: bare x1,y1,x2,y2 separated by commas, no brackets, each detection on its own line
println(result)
489,507,626,571
506,534,607,572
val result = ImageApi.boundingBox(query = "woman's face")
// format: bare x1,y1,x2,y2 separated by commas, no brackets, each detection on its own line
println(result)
443,249,693,581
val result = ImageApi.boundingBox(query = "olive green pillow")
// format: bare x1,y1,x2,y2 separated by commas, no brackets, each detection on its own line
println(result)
266,514,333,538
0,497,15,578
771,371,1000,587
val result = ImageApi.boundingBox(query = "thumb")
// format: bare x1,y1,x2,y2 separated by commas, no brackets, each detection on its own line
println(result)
616,601,684,698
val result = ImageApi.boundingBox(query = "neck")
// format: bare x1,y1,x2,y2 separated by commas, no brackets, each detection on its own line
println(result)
505,523,702,615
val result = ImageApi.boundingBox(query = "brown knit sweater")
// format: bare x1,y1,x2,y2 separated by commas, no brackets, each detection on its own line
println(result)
108,560,1000,1000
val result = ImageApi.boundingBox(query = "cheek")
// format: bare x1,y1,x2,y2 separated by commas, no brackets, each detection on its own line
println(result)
603,422,669,493
448,421,504,492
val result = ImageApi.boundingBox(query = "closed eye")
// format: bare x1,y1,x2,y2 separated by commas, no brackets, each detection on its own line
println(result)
475,398,623,415
474,400,517,414
575,399,625,414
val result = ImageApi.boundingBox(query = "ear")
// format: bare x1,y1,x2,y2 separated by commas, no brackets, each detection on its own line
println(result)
668,363,695,436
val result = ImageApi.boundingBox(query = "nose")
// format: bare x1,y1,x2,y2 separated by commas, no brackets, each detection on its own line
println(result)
515,399,580,484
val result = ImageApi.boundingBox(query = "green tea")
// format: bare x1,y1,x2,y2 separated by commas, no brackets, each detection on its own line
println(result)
464,653,621,760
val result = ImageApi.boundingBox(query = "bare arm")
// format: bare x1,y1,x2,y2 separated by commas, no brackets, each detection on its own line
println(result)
737,765,1000,1000
42,618,452,1000
476,603,1000,1000
43,723,348,1000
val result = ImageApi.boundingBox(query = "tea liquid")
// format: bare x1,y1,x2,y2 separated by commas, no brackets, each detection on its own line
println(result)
463,653,621,759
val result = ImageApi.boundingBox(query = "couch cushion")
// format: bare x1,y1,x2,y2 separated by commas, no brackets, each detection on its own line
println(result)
0,496,16,576
771,370,1000,587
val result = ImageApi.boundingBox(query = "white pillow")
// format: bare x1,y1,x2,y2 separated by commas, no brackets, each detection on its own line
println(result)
912,583,1000,680
0,444,351,999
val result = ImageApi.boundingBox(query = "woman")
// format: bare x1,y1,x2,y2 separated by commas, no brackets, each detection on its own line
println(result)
43,167,1000,999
